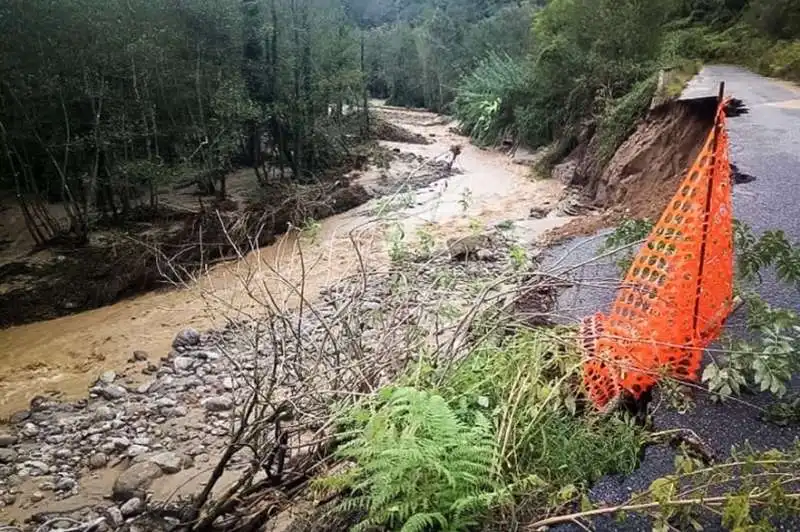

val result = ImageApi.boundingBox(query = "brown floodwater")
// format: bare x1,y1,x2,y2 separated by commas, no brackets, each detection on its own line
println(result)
0,105,567,417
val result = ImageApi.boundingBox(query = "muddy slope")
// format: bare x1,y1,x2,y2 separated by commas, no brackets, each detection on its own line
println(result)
550,99,717,239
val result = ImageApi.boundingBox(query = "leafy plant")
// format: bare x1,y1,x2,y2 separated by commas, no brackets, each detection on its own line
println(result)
322,386,502,532
459,187,474,212
300,218,322,243
388,224,409,263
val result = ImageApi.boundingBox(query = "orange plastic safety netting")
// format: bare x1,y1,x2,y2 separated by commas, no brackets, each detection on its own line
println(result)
582,99,734,409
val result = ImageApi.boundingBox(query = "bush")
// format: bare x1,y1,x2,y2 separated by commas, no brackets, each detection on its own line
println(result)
452,53,529,146
322,329,643,530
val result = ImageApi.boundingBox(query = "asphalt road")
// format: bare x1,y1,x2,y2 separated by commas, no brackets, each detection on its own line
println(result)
543,66,800,531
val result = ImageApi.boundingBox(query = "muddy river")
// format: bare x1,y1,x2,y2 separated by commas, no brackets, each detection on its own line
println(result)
0,105,567,417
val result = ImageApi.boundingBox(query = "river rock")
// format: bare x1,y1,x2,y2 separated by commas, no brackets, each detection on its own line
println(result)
106,506,124,527
0,449,17,463
127,445,149,458
149,451,188,474
26,461,50,474
0,432,17,447
172,328,200,349
21,422,40,438
202,396,233,412
94,405,116,421
133,351,149,362
99,370,117,384
172,357,195,372
88,453,109,469
121,496,144,517
112,462,163,501
9,410,30,424
110,436,131,450
55,476,77,491
95,385,128,400
30,491,44,503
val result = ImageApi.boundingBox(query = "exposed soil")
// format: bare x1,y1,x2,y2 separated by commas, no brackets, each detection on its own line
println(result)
545,99,718,243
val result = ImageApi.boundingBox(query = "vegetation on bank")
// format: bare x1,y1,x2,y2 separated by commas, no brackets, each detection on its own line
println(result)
436,0,800,151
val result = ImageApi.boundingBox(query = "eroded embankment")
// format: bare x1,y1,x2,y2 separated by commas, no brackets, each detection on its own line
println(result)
548,98,718,241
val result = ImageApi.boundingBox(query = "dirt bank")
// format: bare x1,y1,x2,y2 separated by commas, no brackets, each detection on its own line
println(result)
546,98,718,241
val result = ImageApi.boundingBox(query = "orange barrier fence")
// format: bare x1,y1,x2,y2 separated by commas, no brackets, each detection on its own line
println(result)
582,96,734,409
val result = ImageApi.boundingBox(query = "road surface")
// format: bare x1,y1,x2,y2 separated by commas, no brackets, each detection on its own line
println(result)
547,66,800,531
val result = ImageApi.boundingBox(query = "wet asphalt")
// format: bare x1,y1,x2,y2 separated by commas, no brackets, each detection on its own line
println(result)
541,66,800,531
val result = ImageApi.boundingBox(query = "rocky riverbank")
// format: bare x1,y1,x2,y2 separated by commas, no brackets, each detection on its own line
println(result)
0,214,563,531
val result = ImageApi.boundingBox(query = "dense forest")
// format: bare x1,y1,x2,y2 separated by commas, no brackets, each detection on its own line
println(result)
1,0,799,247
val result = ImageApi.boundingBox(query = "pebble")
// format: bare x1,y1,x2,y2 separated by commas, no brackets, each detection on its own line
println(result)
0,449,17,463
110,436,132,449
88,453,109,470
120,496,144,517
172,328,200,348
172,356,195,372
156,397,177,409
94,405,116,421
21,422,40,438
202,396,233,412
0,432,18,447
133,351,149,361
99,370,117,384
96,384,128,400
30,491,44,503
127,444,149,457
55,476,77,491
106,506,124,527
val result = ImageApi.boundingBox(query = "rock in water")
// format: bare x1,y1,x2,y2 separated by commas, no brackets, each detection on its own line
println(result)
172,328,200,349
112,462,163,501
99,370,117,384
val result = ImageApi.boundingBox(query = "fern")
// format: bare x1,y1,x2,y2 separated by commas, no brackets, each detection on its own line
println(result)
327,387,501,531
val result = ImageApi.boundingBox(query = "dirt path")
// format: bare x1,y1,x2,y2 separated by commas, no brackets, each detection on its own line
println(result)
0,104,566,418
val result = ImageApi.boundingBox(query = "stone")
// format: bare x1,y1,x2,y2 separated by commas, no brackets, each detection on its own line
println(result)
127,445,149,458
21,422,40,438
133,351,149,362
0,449,17,463
120,497,144,517
172,356,195,372
136,381,155,394
55,476,77,491
112,461,163,501
106,506,124,527
88,453,109,470
30,491,44,503
202,396,233,412
476,249,495,261
1,493,17,506
99,370,117,384
149,452,187,474
172,328,200,349
162,406,188,418
96,385,128,400
54,448,73,460
110,436,132,450
94,405,116,421
529,205,550,219
156,397,177,409
26,461,50,474
0,432,17,447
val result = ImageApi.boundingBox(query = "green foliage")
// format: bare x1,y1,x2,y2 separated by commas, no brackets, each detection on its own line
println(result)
452,53,528,145
599,218,655,273
323,329,643,529
596,76,659,163
324,386,501,531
